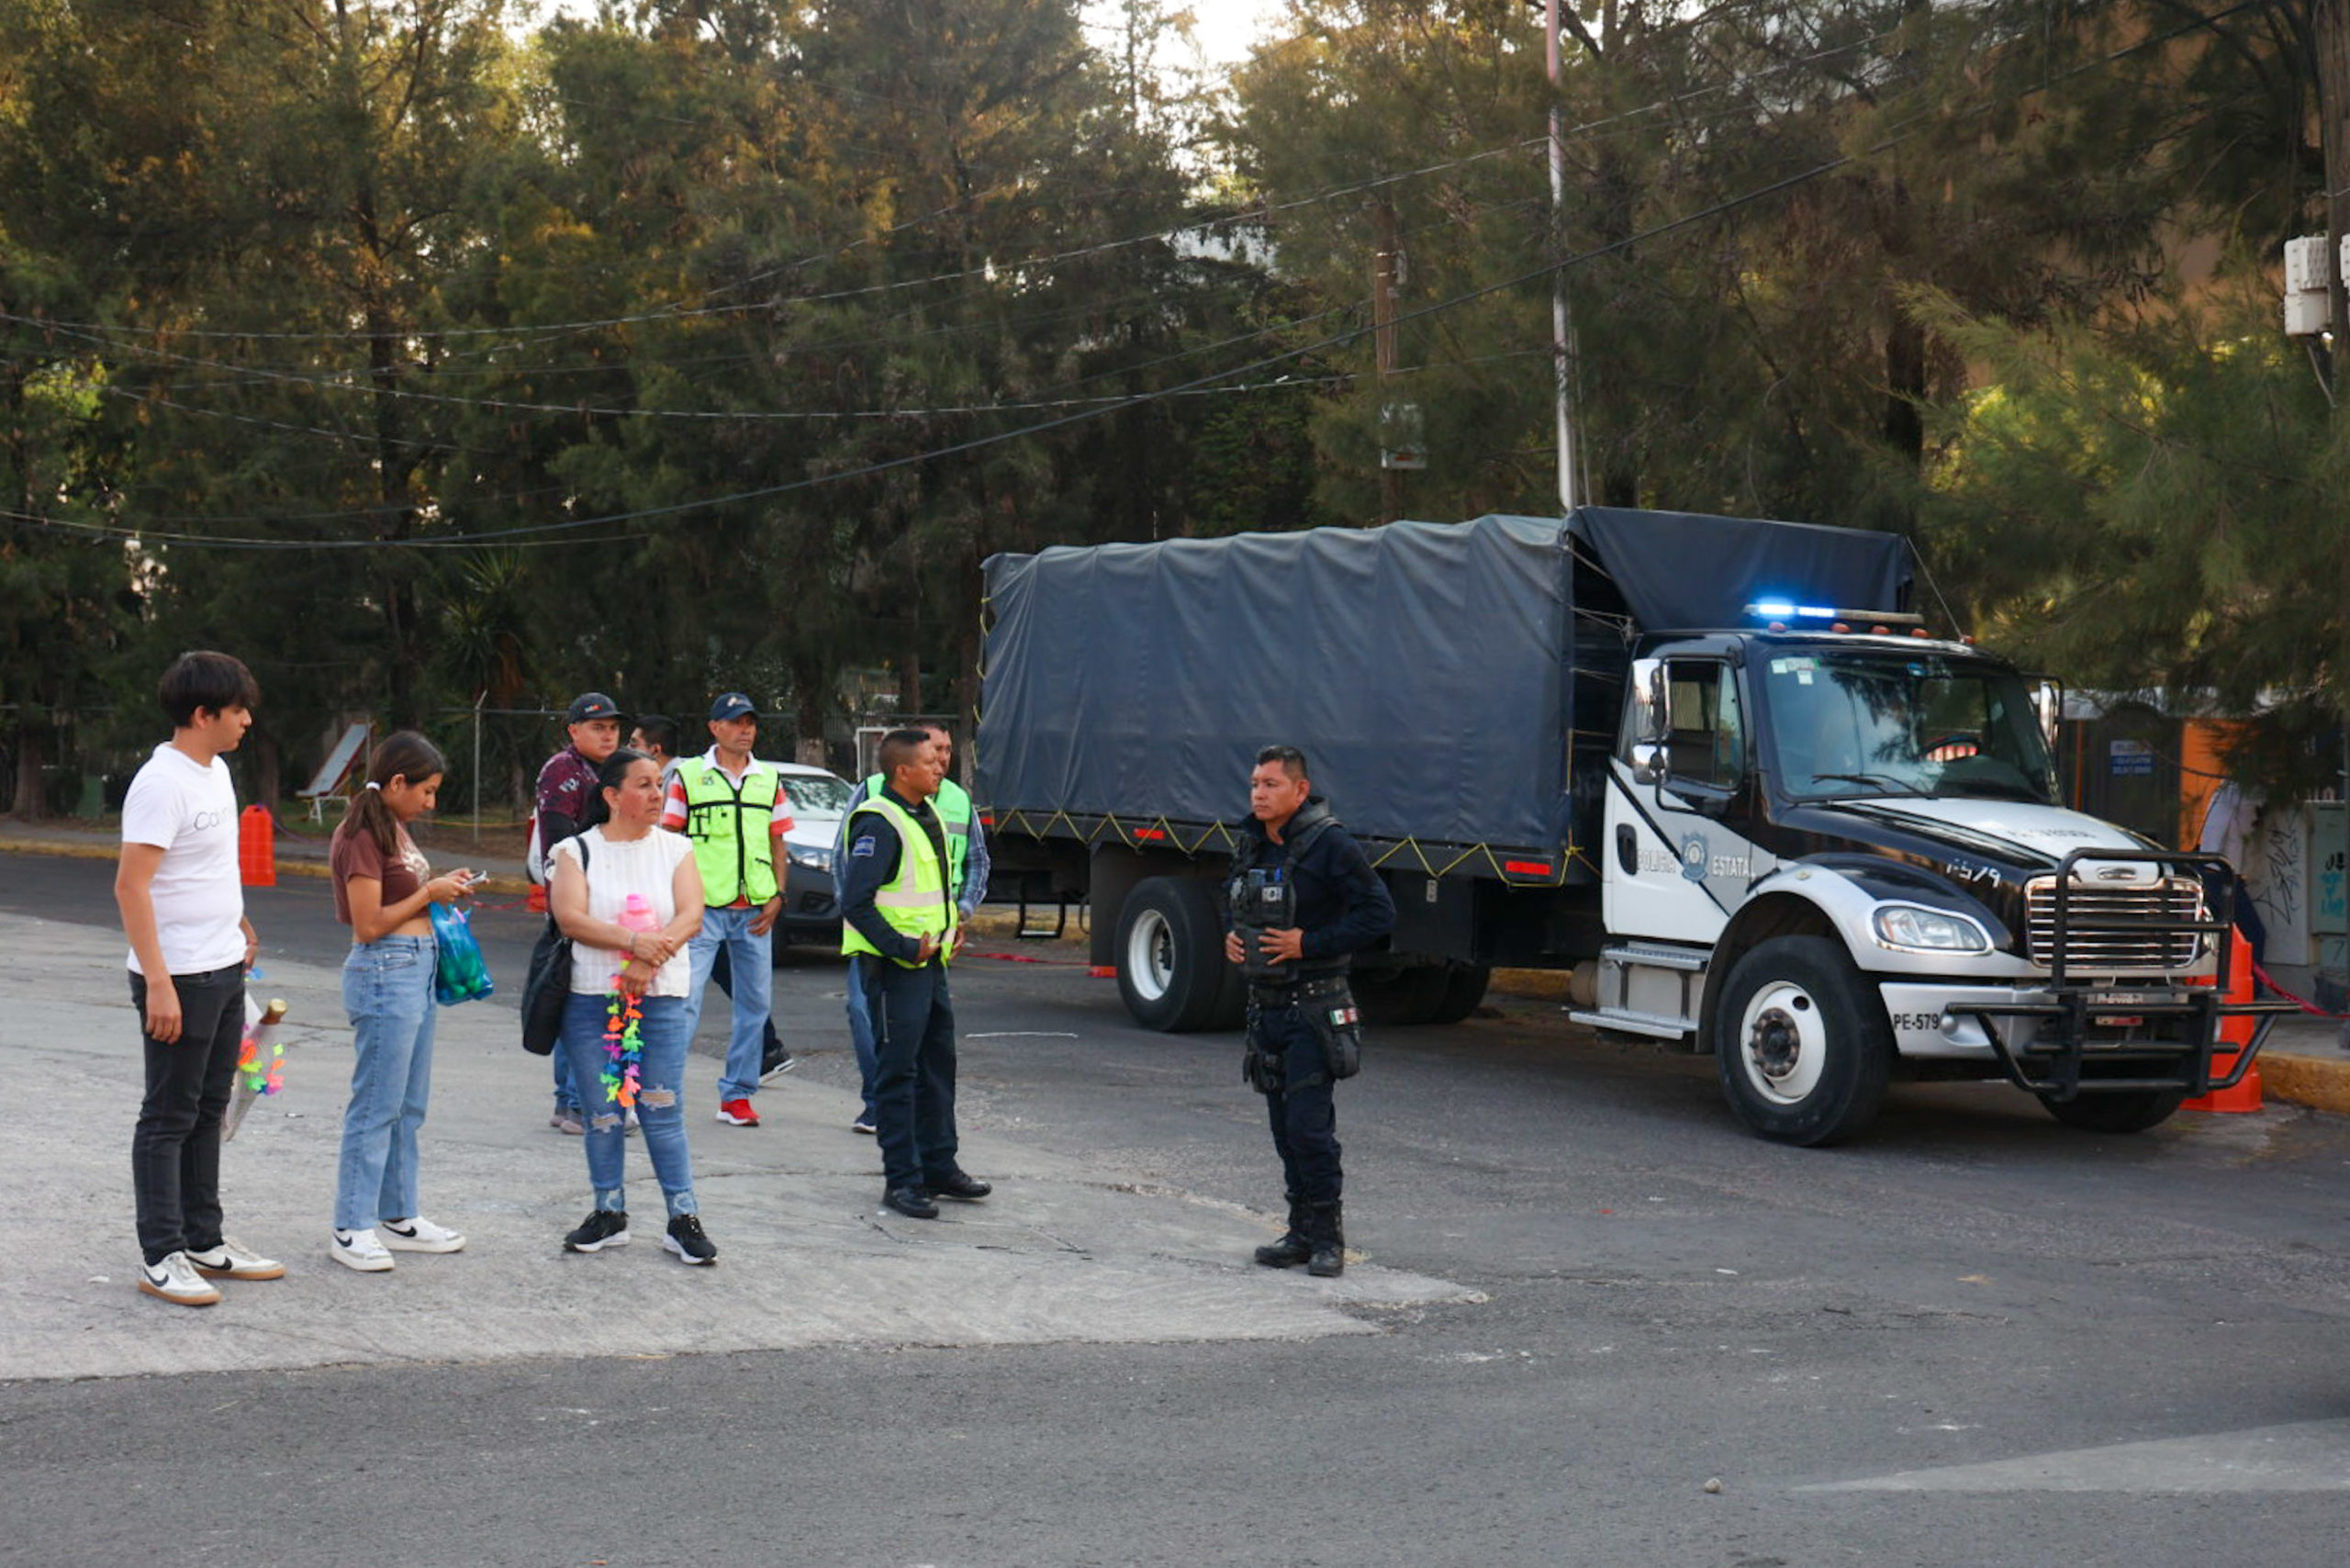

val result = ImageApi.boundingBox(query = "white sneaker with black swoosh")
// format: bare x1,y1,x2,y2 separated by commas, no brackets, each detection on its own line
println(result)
139,1251,221,1307
379,1216,466,1254
330,1227,396,1272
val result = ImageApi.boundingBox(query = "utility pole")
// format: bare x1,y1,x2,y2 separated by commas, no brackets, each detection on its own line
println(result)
1545,0,1581,513
2319,0,2350,803
1371,200,1404,523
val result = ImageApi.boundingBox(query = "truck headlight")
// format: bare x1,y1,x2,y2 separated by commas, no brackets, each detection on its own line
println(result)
788,845,834,874
1873,904,1991,954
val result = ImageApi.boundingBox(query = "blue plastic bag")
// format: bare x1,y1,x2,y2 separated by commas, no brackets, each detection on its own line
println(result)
431,901,495,1006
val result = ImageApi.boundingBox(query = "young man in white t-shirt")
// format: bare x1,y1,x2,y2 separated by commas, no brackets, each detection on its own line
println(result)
114,651,285,1306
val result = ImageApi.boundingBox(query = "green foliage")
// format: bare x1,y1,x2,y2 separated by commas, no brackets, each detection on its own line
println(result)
0,0,2339,810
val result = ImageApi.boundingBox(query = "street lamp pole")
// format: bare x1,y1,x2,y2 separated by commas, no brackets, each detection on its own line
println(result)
1547,0,1580,513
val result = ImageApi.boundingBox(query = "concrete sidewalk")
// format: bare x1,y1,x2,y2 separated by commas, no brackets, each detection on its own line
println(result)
4,906,1474,1384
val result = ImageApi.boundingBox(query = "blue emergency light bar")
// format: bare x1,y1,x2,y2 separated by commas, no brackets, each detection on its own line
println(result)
1743,599,1927,629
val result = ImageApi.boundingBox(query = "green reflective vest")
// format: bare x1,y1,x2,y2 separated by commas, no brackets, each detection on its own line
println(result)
679,756,780,906
865,772,972,897
840,792,957,966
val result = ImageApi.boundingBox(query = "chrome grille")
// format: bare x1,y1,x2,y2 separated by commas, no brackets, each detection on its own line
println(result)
2023,877,2206,972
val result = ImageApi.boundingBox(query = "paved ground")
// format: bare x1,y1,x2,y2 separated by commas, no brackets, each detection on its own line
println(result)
6,847,2350,1566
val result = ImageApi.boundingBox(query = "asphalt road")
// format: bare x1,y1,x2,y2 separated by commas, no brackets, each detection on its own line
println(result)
7,854,2350,1567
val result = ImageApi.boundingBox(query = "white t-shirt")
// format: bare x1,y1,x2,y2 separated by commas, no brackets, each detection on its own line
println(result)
552,827,697,997
120,743,245,976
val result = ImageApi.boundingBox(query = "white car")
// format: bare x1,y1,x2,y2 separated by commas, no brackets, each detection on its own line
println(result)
772,762,856,946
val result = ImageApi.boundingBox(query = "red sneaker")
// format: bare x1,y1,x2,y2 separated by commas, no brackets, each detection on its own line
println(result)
716,1098,759,1126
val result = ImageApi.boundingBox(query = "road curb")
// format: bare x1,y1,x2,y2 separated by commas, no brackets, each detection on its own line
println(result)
2253,1049,2350,1118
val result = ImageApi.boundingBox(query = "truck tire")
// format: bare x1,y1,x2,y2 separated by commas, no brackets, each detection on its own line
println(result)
1354,963,1450,1026
1713,936,1893,1147
1424,962,1492,1026
1115,877,1239,1033
2038,1088,2186,1135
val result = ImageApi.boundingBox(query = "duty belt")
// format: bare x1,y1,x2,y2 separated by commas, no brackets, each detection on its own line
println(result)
1248,973,1350,1009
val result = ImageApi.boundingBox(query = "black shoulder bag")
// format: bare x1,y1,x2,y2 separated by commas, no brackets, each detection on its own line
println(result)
520,835,589,1056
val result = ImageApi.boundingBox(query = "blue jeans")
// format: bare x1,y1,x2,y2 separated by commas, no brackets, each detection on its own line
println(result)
335,935,439,1231
560,991,698,1216
845,954,878,1121
552,1042,580,1115
684,905,774,1103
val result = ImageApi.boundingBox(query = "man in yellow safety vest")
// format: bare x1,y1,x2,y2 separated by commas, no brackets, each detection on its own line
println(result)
664,692,793,1127
839,728,990,1218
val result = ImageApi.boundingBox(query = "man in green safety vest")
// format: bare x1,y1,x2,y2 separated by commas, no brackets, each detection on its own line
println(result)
663,692,794,1128
839,727,990,1218
836,722,989,1135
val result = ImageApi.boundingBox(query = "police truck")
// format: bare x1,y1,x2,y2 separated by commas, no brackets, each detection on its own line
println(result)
974,508,2283,1144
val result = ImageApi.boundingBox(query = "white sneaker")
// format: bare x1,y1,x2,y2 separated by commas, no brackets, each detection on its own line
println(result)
186,1237,286,1281
379,1216,466,1254
330,1227,396,1272
138,1250,221,1307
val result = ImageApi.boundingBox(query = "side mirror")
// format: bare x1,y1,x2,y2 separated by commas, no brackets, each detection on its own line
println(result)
1628,657,1669,744
1631,742,1667,787
2031,678,2063,753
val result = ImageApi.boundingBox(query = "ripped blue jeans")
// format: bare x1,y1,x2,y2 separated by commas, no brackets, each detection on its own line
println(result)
558,990,698,1217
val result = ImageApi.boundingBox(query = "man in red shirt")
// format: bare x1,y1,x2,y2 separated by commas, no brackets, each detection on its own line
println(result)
533,692,621,1134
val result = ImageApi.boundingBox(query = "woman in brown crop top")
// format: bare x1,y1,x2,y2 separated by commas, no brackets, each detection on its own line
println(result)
326,731,476,1274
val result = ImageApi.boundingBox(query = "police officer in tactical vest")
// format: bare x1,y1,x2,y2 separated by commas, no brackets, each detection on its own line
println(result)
1223,745,1395,1276
839,728,991,1219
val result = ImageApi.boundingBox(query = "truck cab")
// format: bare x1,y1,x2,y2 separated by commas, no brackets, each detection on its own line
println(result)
1588,616,2279,1143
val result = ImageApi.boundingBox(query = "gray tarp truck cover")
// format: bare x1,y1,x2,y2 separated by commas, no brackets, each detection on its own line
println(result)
976,507,1913,868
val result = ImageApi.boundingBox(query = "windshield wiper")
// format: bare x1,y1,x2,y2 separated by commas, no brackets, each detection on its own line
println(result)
1807,772,1933,798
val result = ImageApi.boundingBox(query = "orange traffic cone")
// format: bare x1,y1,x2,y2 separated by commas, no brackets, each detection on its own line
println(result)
238,804,276,888
2183,929,2262,1113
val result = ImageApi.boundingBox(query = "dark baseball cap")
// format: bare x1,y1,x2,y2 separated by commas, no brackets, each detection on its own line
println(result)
566,692,623,724
709,691,759,722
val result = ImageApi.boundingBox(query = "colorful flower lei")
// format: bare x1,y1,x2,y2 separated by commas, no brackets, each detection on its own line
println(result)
601,987,643,1109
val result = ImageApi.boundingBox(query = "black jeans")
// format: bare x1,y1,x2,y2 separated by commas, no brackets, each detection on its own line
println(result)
129,964,246,1264
863,958,959,1190
1259,1004,1343,1207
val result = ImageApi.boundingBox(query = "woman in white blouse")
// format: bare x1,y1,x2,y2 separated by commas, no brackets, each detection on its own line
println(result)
548,747,714,1263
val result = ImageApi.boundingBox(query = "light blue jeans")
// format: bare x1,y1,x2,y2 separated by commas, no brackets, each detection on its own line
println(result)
560,991,698,1216
845,954,878,1122
684,905,774,1103
335,934,439,1232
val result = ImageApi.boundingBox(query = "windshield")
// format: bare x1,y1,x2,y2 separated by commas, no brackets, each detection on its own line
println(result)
1757,647,2056,804
780,774,854,816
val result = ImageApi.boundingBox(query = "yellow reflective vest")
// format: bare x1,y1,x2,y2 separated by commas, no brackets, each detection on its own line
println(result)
678,756,781,906
839,791,957,967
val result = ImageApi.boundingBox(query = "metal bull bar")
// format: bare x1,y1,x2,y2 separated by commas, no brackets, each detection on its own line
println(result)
1958,849,2297,1103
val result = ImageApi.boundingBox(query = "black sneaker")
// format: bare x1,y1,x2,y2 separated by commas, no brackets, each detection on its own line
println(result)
564,1209,630,1253
758,1042,795,1081
663,1214,718,1266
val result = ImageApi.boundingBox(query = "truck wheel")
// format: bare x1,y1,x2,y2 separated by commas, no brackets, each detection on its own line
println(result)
1355,963,1449,1026
2038,1089,2186,1134
1713,936,1893,1147
1424,963,1492,1026
1115,877,1237,1033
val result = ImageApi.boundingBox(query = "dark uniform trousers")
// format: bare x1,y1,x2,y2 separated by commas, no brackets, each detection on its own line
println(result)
129,963,247,1264
1258,1002,1342,1207
862,956,959,1190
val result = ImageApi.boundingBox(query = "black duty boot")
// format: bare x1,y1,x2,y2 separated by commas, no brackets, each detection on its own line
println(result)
1305,1201,1345,1278
1253,1193,1310,1269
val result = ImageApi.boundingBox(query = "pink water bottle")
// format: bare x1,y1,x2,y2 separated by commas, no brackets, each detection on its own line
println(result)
615,893,659,986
